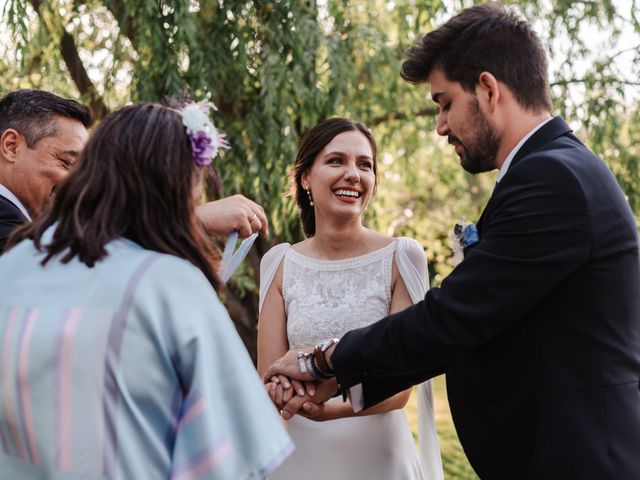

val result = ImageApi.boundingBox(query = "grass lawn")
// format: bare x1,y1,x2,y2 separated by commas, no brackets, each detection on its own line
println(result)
404,375,479,480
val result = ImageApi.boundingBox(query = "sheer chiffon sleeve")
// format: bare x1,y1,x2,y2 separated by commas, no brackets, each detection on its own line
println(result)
258,243,290,313
397,237,444,480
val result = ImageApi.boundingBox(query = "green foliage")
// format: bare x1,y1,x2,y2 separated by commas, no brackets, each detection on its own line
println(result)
1,0,638,330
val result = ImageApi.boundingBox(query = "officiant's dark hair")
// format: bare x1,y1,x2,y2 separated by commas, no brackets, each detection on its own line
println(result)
401,3,552,113
8,103,222,291
290,117,377,237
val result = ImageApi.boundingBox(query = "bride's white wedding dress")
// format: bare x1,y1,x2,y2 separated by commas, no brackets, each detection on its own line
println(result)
260,238,444,480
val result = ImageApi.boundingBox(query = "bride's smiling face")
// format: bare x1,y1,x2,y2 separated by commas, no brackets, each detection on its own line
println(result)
301,130,376,221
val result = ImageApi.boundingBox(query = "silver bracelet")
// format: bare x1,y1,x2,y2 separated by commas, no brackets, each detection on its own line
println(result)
297,351,308,374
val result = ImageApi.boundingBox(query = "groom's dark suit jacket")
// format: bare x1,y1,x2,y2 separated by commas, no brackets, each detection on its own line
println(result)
333,117,640,479
0,194,27,253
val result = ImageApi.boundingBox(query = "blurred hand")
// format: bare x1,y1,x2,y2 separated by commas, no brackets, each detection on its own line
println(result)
196,194,268,237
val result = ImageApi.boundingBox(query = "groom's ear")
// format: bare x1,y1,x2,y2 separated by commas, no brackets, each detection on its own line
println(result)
476,71,500,112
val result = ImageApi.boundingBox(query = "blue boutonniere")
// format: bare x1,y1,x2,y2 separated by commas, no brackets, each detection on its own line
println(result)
451,220,479,263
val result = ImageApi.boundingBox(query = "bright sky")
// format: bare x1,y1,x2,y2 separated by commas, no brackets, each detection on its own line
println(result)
543,0,639,104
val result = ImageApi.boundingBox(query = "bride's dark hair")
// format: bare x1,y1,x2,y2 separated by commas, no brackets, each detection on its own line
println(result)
8,102,222,291
290,118,378,237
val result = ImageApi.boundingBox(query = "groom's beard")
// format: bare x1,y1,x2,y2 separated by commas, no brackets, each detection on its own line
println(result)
449,97,500,174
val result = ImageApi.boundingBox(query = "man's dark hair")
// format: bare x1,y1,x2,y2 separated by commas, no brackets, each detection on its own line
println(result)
0,89,92,147
8,103,222,291
401,3,552,112
290,117,378,237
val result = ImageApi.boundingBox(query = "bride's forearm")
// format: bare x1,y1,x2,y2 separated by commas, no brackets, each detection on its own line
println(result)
355,388,412,417
314,388,412,421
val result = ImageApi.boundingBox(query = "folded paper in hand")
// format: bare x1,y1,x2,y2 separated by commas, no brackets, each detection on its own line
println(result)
219,230,258,283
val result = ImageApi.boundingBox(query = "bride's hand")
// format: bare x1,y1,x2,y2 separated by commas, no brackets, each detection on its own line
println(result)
276,375,307,397
267,375,307,409
263,349,315,383
266,380,286,410
281,378,338,420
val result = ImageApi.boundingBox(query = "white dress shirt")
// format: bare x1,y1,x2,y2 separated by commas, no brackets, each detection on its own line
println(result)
496,117,553,183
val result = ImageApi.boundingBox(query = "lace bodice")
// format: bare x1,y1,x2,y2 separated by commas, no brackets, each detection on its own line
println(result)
282,242,397,349
259,237,444,480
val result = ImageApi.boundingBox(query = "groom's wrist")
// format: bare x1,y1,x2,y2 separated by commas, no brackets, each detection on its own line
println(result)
314,338,339,376
325,343,337,371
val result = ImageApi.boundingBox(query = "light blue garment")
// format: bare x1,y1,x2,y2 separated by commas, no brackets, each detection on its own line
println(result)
0,234,292,479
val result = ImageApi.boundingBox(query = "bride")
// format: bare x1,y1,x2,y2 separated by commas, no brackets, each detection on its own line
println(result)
257,118,443,479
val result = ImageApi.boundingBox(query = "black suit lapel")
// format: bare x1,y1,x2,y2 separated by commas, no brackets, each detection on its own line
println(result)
475,117,573,235
0,194,28,252
0,194,27,222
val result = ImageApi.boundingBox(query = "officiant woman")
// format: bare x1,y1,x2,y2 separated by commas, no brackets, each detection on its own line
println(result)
0,102,292,479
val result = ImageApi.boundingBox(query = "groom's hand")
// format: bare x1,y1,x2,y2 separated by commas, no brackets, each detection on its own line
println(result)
263,348,315,382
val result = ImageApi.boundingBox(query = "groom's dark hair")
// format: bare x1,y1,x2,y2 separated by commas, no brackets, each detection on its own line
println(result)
401,3,552,113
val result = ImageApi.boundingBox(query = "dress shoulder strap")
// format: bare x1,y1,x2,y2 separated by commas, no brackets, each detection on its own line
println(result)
258,243,291,312
395,237,429,303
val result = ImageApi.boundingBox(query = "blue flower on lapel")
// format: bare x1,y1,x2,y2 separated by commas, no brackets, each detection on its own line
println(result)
459,223,479,249
452,220,479,262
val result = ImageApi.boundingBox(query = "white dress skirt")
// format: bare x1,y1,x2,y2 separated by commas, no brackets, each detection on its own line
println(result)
259,239,444,480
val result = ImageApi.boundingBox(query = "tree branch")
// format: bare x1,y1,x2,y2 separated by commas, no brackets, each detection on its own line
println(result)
223,288,258,362
551,78,640,87
607,44,640,61
103,0,138,47
371,106,438,126
59,33,109,119
30,0,109,119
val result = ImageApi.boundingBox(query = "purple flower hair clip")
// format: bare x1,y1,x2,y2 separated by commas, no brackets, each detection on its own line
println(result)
180,101,229,167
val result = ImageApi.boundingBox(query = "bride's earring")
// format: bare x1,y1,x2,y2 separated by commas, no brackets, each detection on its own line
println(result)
305,187,314,207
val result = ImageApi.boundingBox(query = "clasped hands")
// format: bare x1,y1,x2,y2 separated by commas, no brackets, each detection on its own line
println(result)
263,348,338,420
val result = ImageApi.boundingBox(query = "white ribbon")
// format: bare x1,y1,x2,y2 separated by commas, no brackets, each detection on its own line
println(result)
219,231,258,283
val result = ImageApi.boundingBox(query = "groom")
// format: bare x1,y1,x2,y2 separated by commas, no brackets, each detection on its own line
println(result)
265,4,640,478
